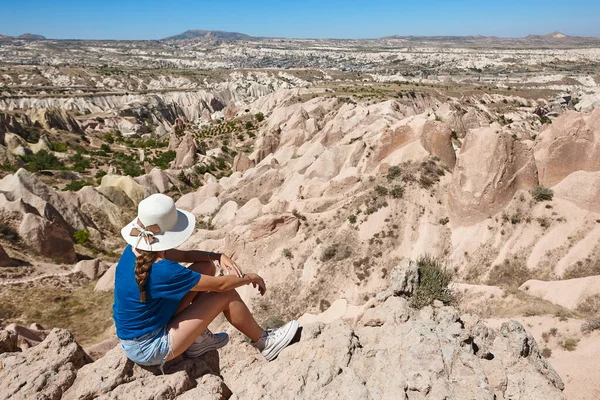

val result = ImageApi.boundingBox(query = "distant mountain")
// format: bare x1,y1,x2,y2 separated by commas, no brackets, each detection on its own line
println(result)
163,29,253,41
18,33,46,40
0,34,12,39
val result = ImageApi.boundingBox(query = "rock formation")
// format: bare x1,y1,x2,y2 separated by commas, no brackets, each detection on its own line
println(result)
534,108,600,187
448,126,539,224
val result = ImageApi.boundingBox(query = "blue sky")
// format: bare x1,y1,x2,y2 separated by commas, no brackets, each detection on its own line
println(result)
1,0,599,40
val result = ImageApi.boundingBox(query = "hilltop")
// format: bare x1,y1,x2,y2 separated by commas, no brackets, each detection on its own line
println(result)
163,29,254,41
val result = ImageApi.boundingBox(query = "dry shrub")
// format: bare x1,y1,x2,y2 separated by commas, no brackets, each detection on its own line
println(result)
541,347,552,358
487,259,533,290
562,338,579,351
410,255,455,309
576,294,600,318
581,320,600,335
563,258,600,280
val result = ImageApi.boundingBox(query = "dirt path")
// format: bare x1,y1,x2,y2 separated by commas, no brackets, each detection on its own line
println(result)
0,271,75,286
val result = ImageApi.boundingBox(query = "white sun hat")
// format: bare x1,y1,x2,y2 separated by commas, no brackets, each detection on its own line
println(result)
121,193,196,251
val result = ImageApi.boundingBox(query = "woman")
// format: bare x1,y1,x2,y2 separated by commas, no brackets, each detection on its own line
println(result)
113,193,298,371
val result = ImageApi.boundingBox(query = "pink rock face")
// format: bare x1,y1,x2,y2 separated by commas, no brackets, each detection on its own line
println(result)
232,153,255,173
18,213,77,264
420,121,456,168
172,133,197,168
448,127,539,224
373,125,416,163
535,108,600,186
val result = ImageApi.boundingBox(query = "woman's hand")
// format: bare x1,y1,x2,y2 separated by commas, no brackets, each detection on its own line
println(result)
219,254,244,277
246,273,266,296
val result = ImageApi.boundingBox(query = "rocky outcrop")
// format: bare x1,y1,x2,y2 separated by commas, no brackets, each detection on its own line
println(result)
220,297,565,399
232,153,255,173
63,346,226,400
0,329,90,400
0,244,13,267
535,109,600,186
448,127,539,224
173,133,197,169
18,213,77,263
421,121,456,168
552,170,600,212
72,259,111,280
0,330,19,354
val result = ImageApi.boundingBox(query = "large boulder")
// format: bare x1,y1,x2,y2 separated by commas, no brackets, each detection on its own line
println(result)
0,329,90,400
62,345,226,400
420,121,456,168
535,108,600,186
18,213,77,263
95,263,117,292
0,330,18,354
552,170,600,213
448,127,538,224
220,298,565,399
72,258,111,280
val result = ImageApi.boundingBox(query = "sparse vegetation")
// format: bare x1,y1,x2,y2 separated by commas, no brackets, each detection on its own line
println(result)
0,223,20,242
562,259,600,280
21,150,64,172
410,255,455,309
73,229,90,244
348,214,357,224
282,248,293,259
487,259,533,290
320,245,338,262
532,186,553,202
562,338,579,351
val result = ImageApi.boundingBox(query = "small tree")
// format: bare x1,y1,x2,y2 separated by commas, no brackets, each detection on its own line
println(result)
255,112,265,122
73,229,90,245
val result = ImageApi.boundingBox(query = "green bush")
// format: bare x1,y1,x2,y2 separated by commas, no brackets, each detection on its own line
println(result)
21,150,64,172
348,214,357,224
390,185,404,199
245,121,254,130
51,142,68,152
410,255,455,309
149,150,176,170
282,248,293,259
64,180,92,192
374,185,388,196
532,186,553,202
100,143,111,153
320,245,337,262
73,229,90,244
69,153,91,172
0,223,20,242
387,166,402,180
255,112,265,122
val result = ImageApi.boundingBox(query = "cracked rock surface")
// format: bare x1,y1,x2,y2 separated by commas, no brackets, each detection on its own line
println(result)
219,295,565,400
0,295,565,399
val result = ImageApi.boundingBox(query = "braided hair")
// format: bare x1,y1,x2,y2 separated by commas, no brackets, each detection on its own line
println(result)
134,250,158,302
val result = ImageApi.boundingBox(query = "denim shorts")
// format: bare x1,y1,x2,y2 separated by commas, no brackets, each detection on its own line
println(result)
120,326,173,369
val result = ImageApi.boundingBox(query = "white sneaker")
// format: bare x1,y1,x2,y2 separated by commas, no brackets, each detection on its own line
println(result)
184,329,229,358
252,320,299,361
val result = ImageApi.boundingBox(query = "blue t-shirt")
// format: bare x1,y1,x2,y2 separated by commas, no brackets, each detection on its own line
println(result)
113,245,201,340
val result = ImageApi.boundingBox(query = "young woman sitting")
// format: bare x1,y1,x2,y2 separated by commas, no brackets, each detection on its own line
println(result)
113,193,298,371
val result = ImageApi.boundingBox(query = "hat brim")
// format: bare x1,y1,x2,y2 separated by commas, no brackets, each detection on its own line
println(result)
121,209,196,252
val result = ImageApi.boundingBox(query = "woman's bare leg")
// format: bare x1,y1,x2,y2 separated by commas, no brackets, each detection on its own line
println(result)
167,289,264,360
175,261,217,315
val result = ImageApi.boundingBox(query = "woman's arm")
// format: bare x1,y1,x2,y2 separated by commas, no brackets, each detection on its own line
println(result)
192,273,266,295
164,249,220,263
165,249,244,277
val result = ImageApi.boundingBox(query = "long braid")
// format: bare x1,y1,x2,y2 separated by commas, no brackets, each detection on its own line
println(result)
134,250,158,302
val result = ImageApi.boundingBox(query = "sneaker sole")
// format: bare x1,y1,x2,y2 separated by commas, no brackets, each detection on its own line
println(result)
184,335,229,358
262,320,299,361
